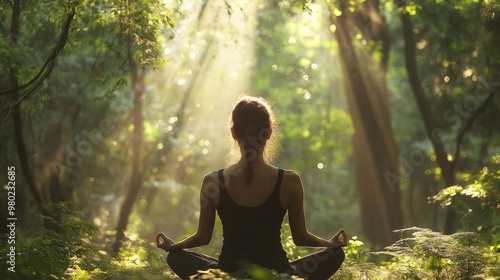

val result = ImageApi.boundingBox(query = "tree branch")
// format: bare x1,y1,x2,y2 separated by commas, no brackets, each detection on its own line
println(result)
450,88,494,173
0,8,76,119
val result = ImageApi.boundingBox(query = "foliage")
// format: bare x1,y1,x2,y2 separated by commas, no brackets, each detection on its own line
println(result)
0,202,175,280
333,227,499,279
431,155,500,234
0,202,99,279
332,235,381,279
385,0,500,232
378,227,498,279
281,222,310,260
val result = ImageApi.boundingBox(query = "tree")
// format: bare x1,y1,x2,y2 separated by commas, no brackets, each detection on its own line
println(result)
112,0,173,254
396,0,498,233
1,0,76,231
326,0,403,247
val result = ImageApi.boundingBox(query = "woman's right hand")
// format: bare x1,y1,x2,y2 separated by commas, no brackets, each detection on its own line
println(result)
329,229,347,247
156,232,175,251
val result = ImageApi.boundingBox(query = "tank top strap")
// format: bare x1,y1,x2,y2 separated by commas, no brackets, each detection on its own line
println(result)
218,169,226,190
271,168,284,199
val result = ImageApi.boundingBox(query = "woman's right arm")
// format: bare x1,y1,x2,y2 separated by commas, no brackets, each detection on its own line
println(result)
157,172,217,251
286,171,345,247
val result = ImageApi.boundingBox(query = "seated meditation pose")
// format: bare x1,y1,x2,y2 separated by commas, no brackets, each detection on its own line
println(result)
156,95,346,280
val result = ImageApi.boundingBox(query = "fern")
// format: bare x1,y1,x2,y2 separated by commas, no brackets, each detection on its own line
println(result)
375,227,490,279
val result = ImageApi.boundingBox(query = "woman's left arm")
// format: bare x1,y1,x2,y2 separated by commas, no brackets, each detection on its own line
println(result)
157,173,217,251
286,170,346,248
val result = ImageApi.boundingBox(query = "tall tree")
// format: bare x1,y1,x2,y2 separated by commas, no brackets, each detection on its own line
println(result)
113,61,145,253
112,0,176,254
396,0,497,233
327,0,403,247
7,0,45,210
4,1,75,230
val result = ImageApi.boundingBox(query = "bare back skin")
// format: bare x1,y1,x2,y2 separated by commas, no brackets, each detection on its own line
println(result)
212,163,292,209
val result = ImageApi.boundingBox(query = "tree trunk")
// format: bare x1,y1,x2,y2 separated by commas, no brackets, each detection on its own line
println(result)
113,62,145,254
397,0,457,233
10,0,44,211
329,0,403,247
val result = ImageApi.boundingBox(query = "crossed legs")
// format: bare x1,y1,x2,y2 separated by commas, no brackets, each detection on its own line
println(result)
166,247,344,280
290,247,345,280
166,250,218,280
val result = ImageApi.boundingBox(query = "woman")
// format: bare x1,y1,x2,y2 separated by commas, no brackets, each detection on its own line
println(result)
156,95,346,280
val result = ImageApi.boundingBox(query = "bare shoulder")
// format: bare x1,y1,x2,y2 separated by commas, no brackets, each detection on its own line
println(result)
200,170,221,206
200,170,220,194
282,169,302,187
203,170,219,183
280,169,303,208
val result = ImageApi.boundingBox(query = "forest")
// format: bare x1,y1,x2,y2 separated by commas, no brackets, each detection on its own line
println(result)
0,0,499,279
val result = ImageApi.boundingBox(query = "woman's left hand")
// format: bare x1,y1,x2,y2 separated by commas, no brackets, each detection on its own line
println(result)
156,232,175,251
329,229,347,248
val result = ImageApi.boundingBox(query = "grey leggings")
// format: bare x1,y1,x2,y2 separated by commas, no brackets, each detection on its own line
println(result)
166,247,345,280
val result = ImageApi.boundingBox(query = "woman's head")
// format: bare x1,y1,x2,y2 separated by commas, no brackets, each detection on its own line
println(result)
229,95,279,183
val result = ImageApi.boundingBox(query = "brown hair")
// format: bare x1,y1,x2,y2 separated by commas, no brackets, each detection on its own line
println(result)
229,95,279,185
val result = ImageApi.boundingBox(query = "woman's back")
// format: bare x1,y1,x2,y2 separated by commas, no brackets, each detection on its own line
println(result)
215,165,291,272
217,164,287,207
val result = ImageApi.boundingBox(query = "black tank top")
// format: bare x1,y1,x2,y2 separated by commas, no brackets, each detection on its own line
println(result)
216,168,291,273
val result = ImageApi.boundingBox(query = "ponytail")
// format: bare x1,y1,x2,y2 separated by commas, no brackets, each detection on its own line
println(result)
229,95,279,185
242,124,258,185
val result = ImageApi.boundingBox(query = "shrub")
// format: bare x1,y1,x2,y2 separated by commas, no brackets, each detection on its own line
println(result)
0,202,99,280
